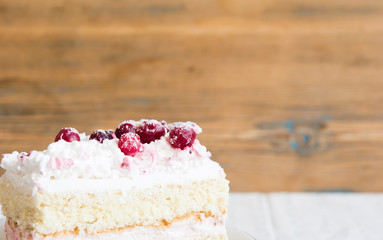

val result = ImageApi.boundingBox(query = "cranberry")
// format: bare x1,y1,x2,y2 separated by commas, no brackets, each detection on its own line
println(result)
136,120,166,144
168,123,197,149
55,128,81,142
115,121,136,138
89,130,112,143
106,130,115,139
118,133,143,156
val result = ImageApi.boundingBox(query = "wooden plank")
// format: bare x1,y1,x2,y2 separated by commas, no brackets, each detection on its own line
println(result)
0,0,382,25
1,0,383,191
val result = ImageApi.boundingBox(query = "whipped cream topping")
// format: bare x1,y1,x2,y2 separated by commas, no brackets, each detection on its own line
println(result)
1,130,225,193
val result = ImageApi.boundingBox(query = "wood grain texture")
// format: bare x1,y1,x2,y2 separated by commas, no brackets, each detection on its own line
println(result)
1,0,383,191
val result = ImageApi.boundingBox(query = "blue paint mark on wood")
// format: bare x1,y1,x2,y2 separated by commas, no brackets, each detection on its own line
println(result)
302,134,310,144
258,116,332,156
289,139,298,151
283,120,295,133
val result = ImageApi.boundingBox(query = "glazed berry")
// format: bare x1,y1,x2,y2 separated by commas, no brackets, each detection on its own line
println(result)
115,121,136,138
89,130,112,143
136,120,166,144
118,133,143,156
168,122,199,149
106,130,115,139
55,127,81,142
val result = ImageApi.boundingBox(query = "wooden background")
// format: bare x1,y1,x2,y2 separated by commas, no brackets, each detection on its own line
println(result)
1,0,383,192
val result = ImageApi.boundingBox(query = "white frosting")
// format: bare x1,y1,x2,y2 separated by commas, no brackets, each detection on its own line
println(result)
1,133,225,194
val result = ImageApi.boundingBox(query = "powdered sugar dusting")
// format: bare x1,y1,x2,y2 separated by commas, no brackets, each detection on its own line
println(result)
169,122,202,134
117,120,137,128
135,119,157,127
55,127,81,142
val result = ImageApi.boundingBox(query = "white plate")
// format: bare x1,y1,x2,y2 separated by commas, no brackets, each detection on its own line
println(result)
227,226,255,240
0,217,4,240
0,217,254,240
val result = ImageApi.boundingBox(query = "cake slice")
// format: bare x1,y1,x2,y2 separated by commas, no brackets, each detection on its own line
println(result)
0,120,229,240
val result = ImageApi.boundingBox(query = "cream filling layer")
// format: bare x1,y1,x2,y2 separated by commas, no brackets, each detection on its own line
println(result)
5,216,227,240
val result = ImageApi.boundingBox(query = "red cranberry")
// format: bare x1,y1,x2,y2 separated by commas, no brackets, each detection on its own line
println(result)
168,123,197,149
136,120,166,144
115,121,136,138
106,130,115,139
118,133,143,156
89,130,112,143
55,128,81,142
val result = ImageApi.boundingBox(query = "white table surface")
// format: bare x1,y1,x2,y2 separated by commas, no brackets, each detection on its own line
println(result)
1,193,382,240
228,193,383,240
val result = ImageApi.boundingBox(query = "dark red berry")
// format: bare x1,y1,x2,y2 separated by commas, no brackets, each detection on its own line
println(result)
118,133,143,156
168,123,197,150
89,130,111,143
136,120,166,144
115,121,136,138
55,128,81,142
106,130,115,139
